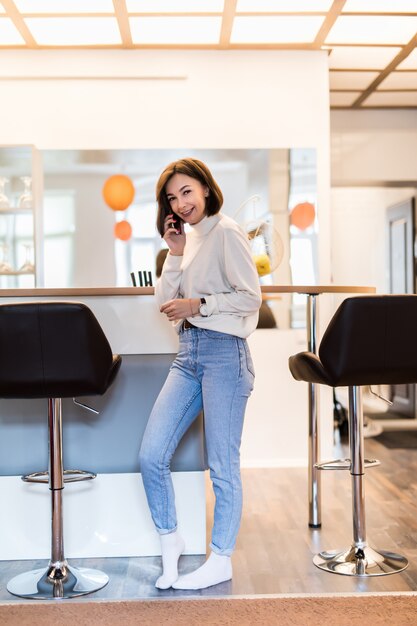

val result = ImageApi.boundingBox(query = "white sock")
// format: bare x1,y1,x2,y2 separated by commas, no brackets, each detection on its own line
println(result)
172,551,232,590
155,530,185,590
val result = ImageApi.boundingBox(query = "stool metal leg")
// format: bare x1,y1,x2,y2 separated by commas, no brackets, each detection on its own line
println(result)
7,398,109,599
307,294,321,528
313,385,408,576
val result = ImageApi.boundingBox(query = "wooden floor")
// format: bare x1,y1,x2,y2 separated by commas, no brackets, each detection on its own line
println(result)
1,433,417,602
231,434,417,595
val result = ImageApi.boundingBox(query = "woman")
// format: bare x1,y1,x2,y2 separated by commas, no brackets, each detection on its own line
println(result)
139,158,261,590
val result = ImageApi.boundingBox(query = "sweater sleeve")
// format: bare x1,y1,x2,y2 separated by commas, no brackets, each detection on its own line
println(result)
154,252,183,307
204,226,262,316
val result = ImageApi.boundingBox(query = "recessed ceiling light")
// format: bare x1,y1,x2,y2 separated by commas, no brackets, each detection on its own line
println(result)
363,91,417,106
14,0,115,13
231,16,324,43
130,17,221,44
24,17,121,45
0,19,25,45
343,0,417,12
329,71,379,90
378,71,417,90
330,91,361,107
328,46,402,69
126,0,224,12
326,16,417,45
237,0,332,11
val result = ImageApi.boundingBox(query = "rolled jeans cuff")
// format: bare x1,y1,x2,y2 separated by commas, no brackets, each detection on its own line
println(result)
210,542,233,557
157,525,178,536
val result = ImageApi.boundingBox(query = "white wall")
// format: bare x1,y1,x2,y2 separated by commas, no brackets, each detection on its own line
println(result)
330,109,417,311
330,186,417,312
0,49,333,466
331,109,417,184
331,187,416,291
1,50,328,146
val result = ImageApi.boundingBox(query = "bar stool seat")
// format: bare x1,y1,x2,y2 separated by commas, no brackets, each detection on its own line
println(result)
289,295,417,577
1,301,122,599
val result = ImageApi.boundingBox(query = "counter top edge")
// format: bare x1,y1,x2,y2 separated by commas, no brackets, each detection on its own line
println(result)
0,287,154,297
0,285,376,297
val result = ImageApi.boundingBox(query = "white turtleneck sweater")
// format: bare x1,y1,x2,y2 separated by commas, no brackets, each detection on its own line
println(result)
155,213,262,338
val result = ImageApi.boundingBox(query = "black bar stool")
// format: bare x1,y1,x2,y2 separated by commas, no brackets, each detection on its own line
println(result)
1,302,122,599
288,295,415,577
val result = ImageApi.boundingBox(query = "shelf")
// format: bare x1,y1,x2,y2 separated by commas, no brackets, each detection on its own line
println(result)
0,207,33,215
0,270,35,276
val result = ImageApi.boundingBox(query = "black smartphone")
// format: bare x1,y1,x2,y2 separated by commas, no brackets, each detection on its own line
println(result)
168,212,182,234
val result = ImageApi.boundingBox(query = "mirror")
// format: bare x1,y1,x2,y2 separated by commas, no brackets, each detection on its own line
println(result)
0,147,317,329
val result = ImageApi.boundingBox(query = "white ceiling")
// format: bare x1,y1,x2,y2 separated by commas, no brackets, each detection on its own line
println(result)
1,0,417,109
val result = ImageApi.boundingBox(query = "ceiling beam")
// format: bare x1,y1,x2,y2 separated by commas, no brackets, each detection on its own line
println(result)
220,0,238,48
113,0,133,47
352,34,417,107
1,0,38,47
312,0,347,50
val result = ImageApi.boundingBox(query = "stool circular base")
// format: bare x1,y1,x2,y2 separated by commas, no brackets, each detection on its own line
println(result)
313,545,408,577
7,564,109,599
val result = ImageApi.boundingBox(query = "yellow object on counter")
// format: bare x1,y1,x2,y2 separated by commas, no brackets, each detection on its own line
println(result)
253,254,271,276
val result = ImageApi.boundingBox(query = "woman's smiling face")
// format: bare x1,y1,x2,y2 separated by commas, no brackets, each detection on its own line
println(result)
165,173,209,226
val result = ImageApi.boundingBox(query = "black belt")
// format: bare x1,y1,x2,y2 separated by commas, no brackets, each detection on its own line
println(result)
183,319,197,330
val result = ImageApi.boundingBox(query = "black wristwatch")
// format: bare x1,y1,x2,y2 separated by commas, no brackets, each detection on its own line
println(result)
199,297,208,317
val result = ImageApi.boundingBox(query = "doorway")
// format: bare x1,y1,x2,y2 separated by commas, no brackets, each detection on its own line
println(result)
386,198,416,419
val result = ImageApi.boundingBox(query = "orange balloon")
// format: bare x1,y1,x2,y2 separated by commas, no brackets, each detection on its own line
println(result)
103,175,135,211
114,220,132,241
290,202,315,230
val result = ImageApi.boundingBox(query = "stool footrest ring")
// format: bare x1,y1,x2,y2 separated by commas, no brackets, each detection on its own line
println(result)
21,469,97,484
315,458,380,471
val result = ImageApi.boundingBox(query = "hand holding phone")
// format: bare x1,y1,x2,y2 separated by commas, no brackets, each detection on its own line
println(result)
163,212,185,256
170,213,182,234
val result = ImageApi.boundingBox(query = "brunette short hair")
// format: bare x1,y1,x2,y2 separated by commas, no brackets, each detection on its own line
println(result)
155,158,223,236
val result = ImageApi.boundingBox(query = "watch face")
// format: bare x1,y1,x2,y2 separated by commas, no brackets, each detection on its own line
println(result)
200,303,208,317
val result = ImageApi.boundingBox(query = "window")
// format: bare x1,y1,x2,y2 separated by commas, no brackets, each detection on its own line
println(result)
43,191,75,287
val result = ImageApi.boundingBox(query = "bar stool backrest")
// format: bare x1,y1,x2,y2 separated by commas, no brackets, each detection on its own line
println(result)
0,301,117,399
318,295,417,387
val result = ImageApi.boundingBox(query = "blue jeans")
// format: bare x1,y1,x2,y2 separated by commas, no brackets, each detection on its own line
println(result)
139,326,255,556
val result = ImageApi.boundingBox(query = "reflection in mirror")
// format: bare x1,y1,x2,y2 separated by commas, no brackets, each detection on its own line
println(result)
288,150,318,328
0,147,317,328
0,146,37,290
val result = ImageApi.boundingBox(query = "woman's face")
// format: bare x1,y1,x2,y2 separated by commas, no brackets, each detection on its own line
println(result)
165,173,208,226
